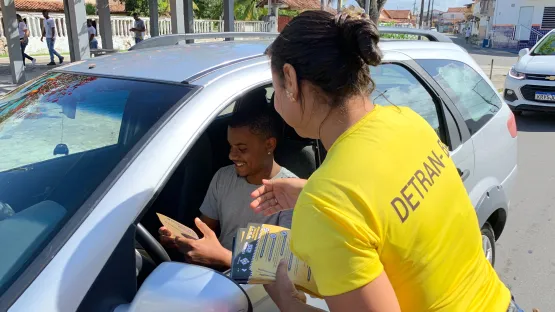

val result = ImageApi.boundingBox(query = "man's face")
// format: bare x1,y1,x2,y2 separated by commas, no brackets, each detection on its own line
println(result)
133,15,139,21
43,12,48,18
227,126,272,178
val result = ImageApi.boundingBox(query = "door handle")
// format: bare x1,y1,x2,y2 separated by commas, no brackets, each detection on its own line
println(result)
457,168,470,182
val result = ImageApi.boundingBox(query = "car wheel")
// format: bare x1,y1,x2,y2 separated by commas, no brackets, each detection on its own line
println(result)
481,222,496,266
512,110,522,116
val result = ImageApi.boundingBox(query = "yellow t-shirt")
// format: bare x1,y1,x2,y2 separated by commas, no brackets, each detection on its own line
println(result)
290,105,510,311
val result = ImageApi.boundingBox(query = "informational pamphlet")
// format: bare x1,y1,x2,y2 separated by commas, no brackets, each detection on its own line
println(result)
156,213,199,240
230,223,321,298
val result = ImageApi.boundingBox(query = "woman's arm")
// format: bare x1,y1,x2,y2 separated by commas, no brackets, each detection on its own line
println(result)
324,272,400,312
268,264,400,312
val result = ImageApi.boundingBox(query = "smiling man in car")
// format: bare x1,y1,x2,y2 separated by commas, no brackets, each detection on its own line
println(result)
159,92,296,270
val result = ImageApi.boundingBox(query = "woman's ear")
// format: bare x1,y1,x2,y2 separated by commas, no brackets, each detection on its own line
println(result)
282,64,299,101
266,137,277,154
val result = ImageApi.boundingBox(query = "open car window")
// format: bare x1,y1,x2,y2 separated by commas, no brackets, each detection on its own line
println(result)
0,72,192,295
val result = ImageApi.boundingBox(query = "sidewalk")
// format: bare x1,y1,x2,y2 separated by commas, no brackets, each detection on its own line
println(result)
447,34,517,91
0,55,69,95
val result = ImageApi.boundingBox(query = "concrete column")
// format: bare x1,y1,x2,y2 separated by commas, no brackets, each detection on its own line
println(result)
0,0,25,84
149,0,159,37
170,0,185,34
223,0,234,40
184,0,194,43
97,0,113,49
364,0,370,15
63,0,90,61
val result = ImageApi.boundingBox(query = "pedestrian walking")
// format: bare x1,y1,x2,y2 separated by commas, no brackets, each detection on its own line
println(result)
130,13,146,45
250,10,525,312
87,19,98,49
466,27,472,44
17,14,36,67
40,10,64,66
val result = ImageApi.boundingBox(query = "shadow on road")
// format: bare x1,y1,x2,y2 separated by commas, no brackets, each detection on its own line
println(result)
516,112,555,133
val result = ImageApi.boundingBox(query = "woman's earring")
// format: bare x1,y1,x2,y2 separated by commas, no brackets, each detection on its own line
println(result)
268,151,271,155
286,91,294,101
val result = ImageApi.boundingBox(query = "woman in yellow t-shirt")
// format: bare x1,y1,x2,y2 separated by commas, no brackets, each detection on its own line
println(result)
250,10,520,312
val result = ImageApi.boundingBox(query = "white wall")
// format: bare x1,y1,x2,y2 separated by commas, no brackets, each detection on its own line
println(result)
493,0,551,26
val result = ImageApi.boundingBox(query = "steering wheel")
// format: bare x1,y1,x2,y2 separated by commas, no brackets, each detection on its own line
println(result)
136,222,171,264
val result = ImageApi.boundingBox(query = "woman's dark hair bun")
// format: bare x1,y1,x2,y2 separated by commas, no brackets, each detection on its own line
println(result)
334,12,382,67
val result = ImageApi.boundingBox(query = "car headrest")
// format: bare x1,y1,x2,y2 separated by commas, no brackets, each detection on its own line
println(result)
234,88,269,114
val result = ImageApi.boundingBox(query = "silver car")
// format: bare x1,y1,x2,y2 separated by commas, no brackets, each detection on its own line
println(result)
0,29,517,312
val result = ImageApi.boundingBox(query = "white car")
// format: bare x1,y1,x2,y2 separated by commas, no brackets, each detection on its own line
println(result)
504,29,555,114
0,29,517,312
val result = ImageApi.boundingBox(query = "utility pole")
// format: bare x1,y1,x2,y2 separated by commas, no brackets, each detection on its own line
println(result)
419,0,425,28
426,0,432,27
337,0,342,12
430,0,435,27
321,0,325,10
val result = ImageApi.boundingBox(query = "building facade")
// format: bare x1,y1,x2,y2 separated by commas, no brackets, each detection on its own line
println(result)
492,0,554,49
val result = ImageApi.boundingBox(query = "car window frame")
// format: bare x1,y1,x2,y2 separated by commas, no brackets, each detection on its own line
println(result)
414,58,502,138
0,72,202,310
376,60,464,151
403,59,473,150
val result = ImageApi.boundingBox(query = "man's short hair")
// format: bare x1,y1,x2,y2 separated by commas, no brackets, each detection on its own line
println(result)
132,12,139,17
229,94,281,140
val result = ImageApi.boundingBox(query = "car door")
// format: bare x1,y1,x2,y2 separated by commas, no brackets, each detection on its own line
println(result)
416,59,515,208
369,60,476,191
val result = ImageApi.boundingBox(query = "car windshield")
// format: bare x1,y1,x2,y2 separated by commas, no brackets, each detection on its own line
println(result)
531,32,555,56
0,72,192,295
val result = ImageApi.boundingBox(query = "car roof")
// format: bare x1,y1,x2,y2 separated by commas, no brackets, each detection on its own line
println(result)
58,39,465,85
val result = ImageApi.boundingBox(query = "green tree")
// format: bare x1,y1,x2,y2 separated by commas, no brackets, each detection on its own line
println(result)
85,3,97,15
124,0,172,16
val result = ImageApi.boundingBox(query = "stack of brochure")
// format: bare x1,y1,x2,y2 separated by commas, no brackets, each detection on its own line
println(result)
230,223,321,298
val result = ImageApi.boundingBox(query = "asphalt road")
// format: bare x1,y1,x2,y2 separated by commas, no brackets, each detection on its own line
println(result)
452,36,554,311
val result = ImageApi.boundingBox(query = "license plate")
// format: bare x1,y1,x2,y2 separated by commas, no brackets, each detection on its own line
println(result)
535,92,555,102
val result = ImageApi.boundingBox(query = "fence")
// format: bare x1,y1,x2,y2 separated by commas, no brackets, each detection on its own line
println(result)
0,12,271,55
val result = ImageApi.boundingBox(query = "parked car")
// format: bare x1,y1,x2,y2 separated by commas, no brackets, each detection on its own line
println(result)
504,29,555,114
0,29,517,312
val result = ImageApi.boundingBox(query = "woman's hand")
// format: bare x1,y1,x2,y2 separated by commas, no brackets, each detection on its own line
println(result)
264,260,308,311
250,178,307,216
174,218,231,268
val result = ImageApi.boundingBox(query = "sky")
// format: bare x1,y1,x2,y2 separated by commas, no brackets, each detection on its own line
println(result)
345,0,472,12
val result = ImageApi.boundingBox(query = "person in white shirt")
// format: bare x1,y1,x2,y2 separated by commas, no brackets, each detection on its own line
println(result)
130,13,146,44
16,14,36,66
465,27,472,43
40,10,64,66
87,19,98,49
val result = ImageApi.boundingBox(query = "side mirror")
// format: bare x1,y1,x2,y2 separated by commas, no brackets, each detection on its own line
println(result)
519,48,530,58
115,262,251,312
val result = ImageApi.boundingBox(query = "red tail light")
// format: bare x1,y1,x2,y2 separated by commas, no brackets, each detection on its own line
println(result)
507,111,517,138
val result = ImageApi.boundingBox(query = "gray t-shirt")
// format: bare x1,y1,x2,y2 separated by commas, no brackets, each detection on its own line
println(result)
134,19,145,39
200,165,297,250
